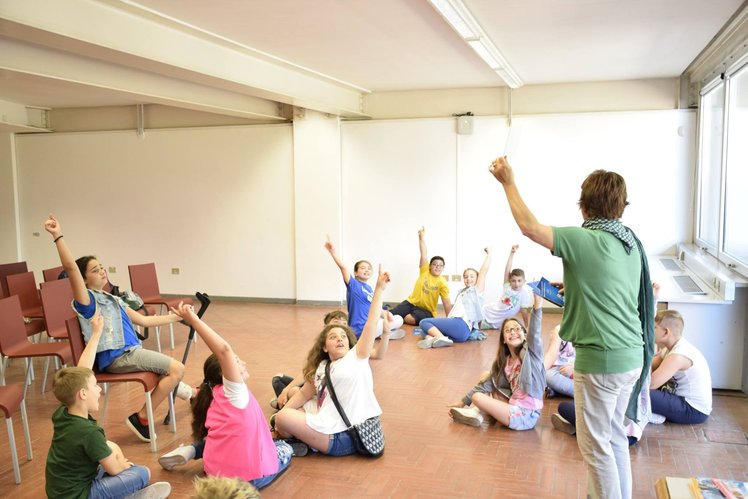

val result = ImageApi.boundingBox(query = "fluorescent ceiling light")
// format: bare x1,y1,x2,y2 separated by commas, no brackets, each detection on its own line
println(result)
427,0,523,88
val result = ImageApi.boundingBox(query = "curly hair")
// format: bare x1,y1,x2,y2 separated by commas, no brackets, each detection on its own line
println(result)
302,323,358,383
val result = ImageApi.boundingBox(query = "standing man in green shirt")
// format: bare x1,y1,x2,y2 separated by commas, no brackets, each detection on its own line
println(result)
489,156,653,499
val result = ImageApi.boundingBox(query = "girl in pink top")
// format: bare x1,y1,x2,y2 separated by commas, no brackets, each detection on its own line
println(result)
158,303,292,489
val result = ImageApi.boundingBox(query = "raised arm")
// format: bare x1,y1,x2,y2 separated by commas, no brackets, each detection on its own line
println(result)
418,226,427,267
489,157,554,251
543,325,562,370
126,306,181,328
324,235,350,285
172,302,242,383
77,313,103,369
44,214,90,306
503,245,518,283
475,246,493,294
356,266,390,359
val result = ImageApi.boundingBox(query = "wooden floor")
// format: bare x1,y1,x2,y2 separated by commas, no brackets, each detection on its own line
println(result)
1,301,747,498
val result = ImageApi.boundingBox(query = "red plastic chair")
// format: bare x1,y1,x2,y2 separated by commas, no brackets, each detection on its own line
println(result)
6,272,47,340
0,262,27,299
65,317,175,452
42,265,65,282
0,384,32,484
0,296,72,394
39,279,74,384
128,263,192,351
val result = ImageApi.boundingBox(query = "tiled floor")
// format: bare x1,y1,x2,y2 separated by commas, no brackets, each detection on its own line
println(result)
1,301,746,498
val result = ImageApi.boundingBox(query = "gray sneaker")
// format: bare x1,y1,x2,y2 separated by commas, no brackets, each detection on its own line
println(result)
432,336,454,348
388,329,406,340
649,413,666,424
417,336,435,349
551,413,575,435
449,406,483,427
125,481,171,498
158,444,195,471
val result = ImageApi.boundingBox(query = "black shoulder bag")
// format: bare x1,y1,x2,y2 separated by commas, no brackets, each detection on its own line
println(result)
324,361,385,458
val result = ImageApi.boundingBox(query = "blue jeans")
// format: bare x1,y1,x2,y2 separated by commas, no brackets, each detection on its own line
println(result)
89,464,149,499
574,368,641,499
249,440,293,489
419,317,471,342
327,430,356,456
546,366,575,398
649,389,709,424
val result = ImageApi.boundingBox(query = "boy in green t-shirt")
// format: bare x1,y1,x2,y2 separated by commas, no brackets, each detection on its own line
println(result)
45,313,171,498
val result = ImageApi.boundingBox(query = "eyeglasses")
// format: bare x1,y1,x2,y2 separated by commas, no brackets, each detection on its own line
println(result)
430,263,444,268
504,326,522,333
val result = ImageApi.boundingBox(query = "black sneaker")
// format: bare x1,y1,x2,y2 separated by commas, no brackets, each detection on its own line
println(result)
126,412,151,442
283,438,308,457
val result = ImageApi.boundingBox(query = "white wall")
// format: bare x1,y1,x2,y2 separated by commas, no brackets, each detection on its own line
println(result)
0,132,18,262
8,109,694,303
15,125,295,298
339,110,695,303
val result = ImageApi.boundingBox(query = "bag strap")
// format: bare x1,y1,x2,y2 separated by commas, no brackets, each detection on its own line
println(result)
324,361,353,429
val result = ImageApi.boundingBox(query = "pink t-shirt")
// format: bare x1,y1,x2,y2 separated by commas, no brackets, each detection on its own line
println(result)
203,380,278,481
505,357,543,411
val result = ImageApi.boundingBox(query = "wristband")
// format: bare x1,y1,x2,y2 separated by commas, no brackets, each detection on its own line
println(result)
53,235,64,243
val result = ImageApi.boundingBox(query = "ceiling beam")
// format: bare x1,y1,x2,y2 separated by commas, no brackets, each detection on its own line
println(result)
0,38,287,121
0,0,370,118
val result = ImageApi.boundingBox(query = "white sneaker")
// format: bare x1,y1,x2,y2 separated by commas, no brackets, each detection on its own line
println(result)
417,336,435,349
450,406,483,427
175,382,193,401
388,329,406,340
432,336,454,348
158,444,195,471
649,413,666,424
125,481,171,498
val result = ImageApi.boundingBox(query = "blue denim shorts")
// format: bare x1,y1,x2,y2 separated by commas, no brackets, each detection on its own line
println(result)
327,430,356,456
507,405,541,431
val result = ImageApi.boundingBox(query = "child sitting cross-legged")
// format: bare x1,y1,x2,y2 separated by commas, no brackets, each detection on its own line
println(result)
45,312,171,499
449,294,545,430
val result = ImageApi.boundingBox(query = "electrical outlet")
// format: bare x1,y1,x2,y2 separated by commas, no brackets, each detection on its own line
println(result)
108,266,116,273
171,267,180,275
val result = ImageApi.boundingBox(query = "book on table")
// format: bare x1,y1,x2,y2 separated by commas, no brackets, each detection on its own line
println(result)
655,476,748,499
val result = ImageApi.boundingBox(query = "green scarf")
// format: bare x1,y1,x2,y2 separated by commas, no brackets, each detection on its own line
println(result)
582,218,654,422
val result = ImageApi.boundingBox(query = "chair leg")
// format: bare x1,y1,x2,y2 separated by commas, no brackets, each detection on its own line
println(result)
20,399,31,461
99,383,110,424
6,416,20,484
154,326,162,353
23,362,33,400
0,355,6,385
24,358,34,384
168,391,176,434
145,392,157,453
42,358,50,392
